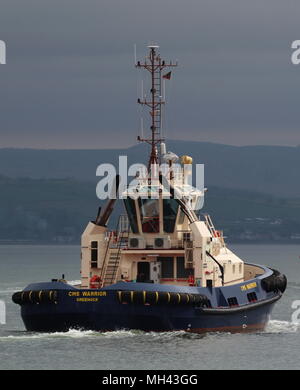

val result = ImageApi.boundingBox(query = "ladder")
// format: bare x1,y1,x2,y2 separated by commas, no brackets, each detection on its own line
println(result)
153,71,162,136
203,214,226,247
101,249,122,287
118,214,130,234
203,214,217,237
101,216,129,287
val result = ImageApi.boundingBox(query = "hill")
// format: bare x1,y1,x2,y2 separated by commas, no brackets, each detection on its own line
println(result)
0,176,299,244
0,141,299,197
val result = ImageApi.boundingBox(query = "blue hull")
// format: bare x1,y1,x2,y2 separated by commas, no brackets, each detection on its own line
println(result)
14,266,284,333
21,293,278,333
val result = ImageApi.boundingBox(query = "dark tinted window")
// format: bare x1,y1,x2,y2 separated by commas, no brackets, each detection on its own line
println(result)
163,199,179,233
159,257,174,278
123,199,139,233
176,256,192,278
139,199,160,233
227,297,238,306
91,241,98,268
178,209,185,224
247,292,257,302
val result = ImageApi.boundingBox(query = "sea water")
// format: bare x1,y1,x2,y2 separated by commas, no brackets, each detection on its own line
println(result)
0,244,299,370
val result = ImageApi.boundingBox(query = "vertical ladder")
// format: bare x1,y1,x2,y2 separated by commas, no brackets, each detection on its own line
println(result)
153,70,162,137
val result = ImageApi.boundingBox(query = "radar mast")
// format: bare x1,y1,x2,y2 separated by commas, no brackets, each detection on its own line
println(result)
136,45,177,170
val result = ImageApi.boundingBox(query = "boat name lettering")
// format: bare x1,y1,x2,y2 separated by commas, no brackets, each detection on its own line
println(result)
76,298,99,302
68,291,107,297
240,282,257,291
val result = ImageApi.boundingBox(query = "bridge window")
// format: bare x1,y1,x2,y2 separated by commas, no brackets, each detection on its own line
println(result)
124,198,139,233
178,209,185,225
163,199,179,233
139,199,160,233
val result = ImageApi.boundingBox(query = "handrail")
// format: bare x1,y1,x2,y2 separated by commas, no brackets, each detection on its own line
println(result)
104,214,129,286
99,234,113,286
206,250,224,286
107,231,124,286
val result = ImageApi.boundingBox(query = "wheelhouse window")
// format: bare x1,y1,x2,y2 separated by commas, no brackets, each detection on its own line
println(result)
163,198,179,233
138,199,160,233
178,208,186,225
123,198,139,233
159,257,174,278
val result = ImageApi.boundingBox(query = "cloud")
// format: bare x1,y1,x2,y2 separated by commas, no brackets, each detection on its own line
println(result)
0,0,299,148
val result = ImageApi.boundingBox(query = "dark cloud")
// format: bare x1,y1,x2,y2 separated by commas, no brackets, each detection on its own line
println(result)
0,0,299,148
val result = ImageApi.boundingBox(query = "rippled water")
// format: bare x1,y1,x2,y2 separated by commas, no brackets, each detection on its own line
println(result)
0,244,299,370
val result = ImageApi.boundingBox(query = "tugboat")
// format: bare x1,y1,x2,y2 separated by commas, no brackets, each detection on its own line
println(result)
12,45,287,333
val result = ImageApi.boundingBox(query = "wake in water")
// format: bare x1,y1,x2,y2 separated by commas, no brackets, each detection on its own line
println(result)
0,328,97,341
264,319,300,334
0,329,209,341
0,287,24,295
0,279,81,294
286,281,300,290
1,320,299,341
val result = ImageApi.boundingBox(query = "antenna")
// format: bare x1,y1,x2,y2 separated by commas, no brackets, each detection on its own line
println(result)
140,117,144,138
134,44,137,65
136,44,178,170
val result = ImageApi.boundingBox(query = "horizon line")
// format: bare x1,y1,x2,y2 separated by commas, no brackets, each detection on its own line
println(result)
0,140,299,151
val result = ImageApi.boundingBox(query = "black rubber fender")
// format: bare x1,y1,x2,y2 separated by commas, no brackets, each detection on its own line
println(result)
261,268,287,293
118,290,132,304
132,290,145,304
31,290,42,304
22,291,31,303
192,294,211,307
12,291,22,305
145,291,158,305
116,290,210,306
275,273,287,293
157,291,171,304
179,293,190,305
48,290,58,303
167,292,179,304
12,290,58,305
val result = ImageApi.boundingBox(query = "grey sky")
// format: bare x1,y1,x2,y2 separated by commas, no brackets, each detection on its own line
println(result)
0,0,299,148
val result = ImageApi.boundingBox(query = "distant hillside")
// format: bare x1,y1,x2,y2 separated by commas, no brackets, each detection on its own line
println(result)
204,186,300,242
0,141,299,197
0,176,299,244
